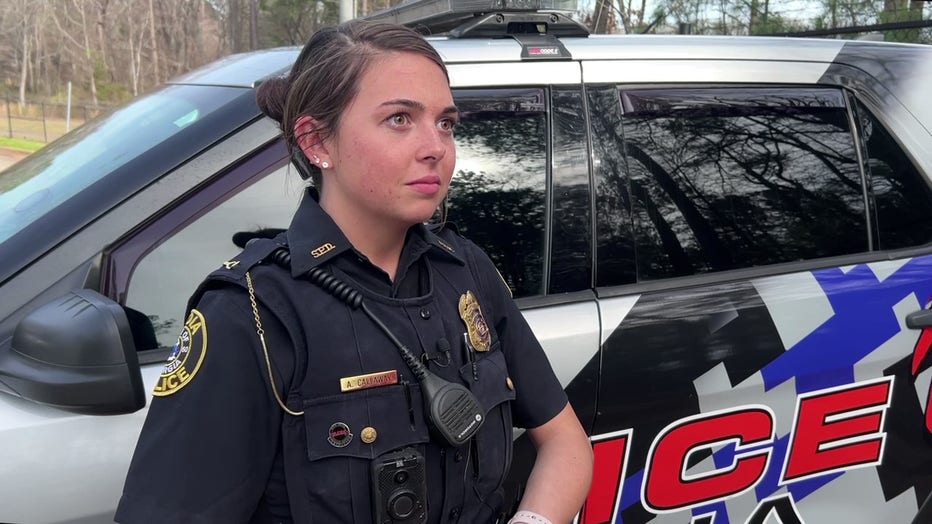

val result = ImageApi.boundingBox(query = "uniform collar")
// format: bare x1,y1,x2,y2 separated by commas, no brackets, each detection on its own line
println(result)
285,188,464,278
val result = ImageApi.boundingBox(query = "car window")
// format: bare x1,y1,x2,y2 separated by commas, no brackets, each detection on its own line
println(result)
449,88,548,298
123,160,303,349
0,85,244,246
853,99,932,250
593,86,869,284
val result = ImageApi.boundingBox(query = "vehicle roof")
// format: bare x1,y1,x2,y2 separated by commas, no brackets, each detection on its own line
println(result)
167,47,300,88
433,33,932,62
163,33,930,89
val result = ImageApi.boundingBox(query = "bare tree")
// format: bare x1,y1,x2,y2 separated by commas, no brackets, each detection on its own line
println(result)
1,0,40,105
591,0,617,33
617,0,649,33
148,0,161,84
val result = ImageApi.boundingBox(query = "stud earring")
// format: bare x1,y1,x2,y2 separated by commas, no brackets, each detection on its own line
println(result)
312,155,321,164
321,161,330,169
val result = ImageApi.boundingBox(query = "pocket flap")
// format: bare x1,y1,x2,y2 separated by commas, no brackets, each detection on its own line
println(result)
304,383,430,462
459,348,516,412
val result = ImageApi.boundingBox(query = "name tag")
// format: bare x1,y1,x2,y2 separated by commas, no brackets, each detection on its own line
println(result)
340,370,399,392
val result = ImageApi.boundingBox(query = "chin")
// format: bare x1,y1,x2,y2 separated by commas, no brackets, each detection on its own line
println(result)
400,209,439,226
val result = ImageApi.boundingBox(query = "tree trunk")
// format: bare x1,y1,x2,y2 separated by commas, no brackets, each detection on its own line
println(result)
593,0,614,33
229,0,242,53
19,25,29,106
96,0,110,80
79,1,98,106
249,0,259,49
148,0,160,84
749,0,758,34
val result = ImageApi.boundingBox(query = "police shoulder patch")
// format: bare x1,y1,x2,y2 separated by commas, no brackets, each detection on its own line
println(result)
153,309,208,396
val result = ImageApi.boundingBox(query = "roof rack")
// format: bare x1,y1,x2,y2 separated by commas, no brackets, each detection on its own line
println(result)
363,0,590,39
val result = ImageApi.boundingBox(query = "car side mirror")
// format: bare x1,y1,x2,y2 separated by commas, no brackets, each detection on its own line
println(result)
0,289,147,415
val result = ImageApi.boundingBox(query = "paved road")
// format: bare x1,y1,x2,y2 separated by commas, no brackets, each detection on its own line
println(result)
0,147,30,173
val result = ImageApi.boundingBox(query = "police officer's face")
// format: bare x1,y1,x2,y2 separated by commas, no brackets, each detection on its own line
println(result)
319,51,457,230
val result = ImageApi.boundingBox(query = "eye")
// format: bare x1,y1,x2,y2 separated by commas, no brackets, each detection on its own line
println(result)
438,117,458,133
388,113,410,126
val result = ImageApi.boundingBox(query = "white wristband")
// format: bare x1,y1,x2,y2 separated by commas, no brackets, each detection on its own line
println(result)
508,510,553,524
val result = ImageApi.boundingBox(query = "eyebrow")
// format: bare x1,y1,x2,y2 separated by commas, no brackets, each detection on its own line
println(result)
380,98,459,116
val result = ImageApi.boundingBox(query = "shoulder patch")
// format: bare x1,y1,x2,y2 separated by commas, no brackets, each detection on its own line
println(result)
153,309,208,396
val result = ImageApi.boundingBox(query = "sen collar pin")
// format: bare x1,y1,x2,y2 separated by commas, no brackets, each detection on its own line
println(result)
328,422,353,448
436,238,455,253
311,242,336,258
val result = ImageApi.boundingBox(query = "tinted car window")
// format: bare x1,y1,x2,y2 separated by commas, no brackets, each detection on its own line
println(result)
597,87,868,283
449,88,548,298
854,99,932,250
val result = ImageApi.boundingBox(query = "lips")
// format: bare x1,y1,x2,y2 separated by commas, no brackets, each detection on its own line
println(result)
407,175,442,195
408,175,441,186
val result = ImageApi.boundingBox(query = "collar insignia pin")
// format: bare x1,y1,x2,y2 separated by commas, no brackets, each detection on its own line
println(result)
436,239,455,253
311,242,336,258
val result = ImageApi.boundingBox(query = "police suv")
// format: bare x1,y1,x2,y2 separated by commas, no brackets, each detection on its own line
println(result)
1,0,931,522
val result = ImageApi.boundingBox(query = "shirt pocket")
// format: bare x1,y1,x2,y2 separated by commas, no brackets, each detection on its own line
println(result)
301,384,431,523
459,345,517,498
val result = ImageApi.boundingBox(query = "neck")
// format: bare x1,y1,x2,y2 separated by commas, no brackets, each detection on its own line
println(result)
319,197,408,281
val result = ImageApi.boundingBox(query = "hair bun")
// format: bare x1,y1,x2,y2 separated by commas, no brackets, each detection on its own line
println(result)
255,75,290,123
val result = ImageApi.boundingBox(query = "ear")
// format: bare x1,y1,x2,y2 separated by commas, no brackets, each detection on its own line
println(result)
294,115,333,168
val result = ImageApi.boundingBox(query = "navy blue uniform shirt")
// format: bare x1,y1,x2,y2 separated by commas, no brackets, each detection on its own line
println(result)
115,188,567,523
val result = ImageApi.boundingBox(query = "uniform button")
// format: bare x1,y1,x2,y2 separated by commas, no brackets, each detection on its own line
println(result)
449,507,461,519
454,450,463,462
419,308,431,319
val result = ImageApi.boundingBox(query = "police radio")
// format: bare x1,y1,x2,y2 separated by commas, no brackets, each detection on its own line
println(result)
372,447,428,524
263,246,486,447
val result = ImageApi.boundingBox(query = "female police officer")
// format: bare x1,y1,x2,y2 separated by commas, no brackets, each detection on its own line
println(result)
115,20,592,524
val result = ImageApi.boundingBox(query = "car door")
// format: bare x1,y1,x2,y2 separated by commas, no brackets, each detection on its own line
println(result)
0,112,281,524
448,80,603,509
581,62,932,524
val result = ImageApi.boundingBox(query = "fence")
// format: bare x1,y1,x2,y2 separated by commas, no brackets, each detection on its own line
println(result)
1,97,111,144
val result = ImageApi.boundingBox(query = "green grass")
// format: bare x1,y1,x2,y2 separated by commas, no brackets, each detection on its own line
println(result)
0,136,44,152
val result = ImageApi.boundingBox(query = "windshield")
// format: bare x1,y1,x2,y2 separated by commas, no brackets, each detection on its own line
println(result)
0,84,244,245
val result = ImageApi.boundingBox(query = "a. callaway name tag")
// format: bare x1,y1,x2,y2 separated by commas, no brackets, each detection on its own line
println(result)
340,370,399,392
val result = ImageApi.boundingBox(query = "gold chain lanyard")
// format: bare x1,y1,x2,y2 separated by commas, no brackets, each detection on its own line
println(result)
246,271,304,416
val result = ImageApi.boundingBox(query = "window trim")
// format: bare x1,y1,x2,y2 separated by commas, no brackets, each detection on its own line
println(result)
101,140,290,342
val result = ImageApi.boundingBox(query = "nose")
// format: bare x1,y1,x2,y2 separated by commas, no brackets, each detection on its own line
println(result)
418,124,448,163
